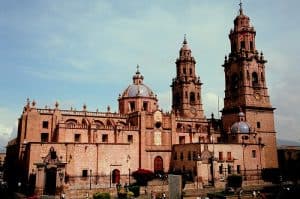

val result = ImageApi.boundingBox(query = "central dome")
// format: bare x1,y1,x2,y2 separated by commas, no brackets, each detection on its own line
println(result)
124,84,154,97
121,65,156,98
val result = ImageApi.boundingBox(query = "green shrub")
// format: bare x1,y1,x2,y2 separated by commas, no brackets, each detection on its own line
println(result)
227,175,242,189
132,169,155,186
128,185,140,197
93,192,111,199
127,191,134,199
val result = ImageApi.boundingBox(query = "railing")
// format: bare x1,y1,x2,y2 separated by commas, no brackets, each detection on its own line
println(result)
218,169,262,181
37,108,127,118
176,117,206,122
59,123,139,131
66,174,131,189
145,145,172,152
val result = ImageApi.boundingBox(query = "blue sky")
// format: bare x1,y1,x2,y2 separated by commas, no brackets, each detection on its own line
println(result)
0,0,299,150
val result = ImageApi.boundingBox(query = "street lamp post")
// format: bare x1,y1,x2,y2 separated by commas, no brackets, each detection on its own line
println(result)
210,135,215,187
90,169,92,190
127,155,131,185
128,168,131,185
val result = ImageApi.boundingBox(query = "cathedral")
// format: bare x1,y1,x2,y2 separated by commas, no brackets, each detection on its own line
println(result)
6,3,278,195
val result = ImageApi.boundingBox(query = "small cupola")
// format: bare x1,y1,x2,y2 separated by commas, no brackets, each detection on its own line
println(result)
231,111,251,134
179,35,192,57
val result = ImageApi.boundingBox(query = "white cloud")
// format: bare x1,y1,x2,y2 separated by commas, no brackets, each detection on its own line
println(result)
0,124,12,137
0,108,19,149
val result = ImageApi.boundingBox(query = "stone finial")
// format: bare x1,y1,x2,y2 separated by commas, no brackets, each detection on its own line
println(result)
55,101,59,109
260,51,264,60
32,100,36,107
136,64,140,74
26,98,30,108
183,34,187,44
239,0,243,15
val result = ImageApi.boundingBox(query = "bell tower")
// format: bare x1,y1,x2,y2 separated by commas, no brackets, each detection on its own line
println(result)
222,2,278,168
171,36,204,119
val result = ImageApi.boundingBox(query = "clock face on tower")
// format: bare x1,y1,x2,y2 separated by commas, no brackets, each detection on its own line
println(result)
190,107,197,117
254,93,261,100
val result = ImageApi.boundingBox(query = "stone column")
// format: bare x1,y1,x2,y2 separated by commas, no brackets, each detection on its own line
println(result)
213,159,219,180
57,163,66,193
34,163,45,195
196,160,203,189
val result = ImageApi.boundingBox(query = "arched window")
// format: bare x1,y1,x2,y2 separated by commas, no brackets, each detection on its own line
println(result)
188,151,192,160
107,120,113,126
177,123,183,128
154,156,164,174
66,119,77,128
174,93,180,107
112,169,120,184
129,101,135,111
94,120,104,129
252,72,258,87
250,41,254,51
190,92,195,104
173,152,177,160
240,41,245,49
231,74,239,90
231,41,236,51
82,119,88,128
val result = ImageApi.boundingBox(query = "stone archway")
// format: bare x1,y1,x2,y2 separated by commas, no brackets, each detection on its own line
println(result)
112,169,120,184
44,167,57,195
154,156,164,174
34,146,66,195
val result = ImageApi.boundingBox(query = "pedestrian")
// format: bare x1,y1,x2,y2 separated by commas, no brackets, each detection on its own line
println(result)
17,181,21,192
238,188,243,199
151,191,156,199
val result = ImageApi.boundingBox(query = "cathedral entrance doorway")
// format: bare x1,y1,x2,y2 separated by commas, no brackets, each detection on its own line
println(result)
44,167,57,195
112,169,120,184
154,156,163,174
34,147,66,196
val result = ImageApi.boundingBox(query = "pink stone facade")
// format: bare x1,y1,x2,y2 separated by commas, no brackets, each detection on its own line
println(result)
5,4,278,195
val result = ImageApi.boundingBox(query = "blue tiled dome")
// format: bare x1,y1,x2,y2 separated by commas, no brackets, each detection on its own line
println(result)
231,121,250,134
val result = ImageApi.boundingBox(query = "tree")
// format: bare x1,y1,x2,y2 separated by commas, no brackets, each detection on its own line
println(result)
131,169,155,186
